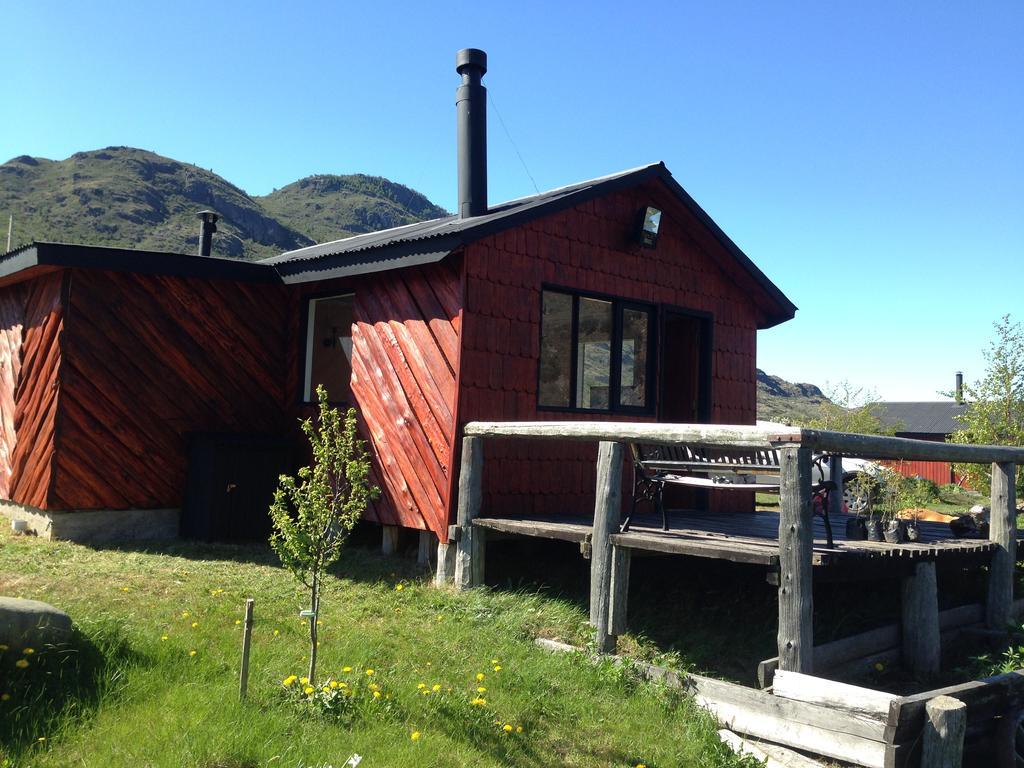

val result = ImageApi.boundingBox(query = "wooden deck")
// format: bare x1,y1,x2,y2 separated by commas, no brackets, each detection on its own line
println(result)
473,509,1003,568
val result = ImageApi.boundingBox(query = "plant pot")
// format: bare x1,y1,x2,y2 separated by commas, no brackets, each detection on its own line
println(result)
884,519,908,544
866,520,884,541
845,517,868,540
906,522,920,542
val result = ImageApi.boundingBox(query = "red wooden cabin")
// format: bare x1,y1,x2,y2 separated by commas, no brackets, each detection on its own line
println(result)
0,50,796,545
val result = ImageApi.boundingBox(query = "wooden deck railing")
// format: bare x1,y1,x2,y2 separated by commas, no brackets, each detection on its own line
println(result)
448,421,1023,679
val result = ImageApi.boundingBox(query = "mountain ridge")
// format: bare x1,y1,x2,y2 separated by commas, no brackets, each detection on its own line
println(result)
0,146,447,260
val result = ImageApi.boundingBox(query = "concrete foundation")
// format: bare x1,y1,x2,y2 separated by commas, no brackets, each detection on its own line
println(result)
0,501,179,543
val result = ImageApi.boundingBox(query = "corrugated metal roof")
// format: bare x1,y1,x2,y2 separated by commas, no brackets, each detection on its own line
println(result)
877,401,967,435
261,162,798,328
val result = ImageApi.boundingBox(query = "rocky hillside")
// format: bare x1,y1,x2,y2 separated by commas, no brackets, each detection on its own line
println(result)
258,174,447,244
756,369,830,424
0,147,447,260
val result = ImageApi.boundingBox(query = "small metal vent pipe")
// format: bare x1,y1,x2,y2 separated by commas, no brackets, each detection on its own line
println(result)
955,371,963,403
456,48,488,218
197,210,219,256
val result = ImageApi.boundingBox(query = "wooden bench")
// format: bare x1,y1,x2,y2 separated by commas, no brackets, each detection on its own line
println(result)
626,442,833,536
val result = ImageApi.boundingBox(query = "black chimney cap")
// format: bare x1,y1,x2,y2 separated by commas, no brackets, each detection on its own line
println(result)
197,210,219,223
456,48,487,75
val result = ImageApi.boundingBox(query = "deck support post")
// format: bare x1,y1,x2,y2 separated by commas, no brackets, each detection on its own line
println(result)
454,436,485,591
435,540,456,586
381,525,399,556
778,445,814,674
987,461,1017,629
920,695,966,768
590,440,624,653
901,560,940,682
417,530,433,566
609,545,631,639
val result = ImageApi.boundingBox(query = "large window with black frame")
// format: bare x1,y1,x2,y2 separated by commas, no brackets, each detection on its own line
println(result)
538,288,655,413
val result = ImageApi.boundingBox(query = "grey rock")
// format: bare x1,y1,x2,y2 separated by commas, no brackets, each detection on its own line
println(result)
0,596,73,648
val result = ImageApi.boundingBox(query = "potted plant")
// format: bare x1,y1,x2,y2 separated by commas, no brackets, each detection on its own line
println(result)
876,467,909,544
843,471,875,540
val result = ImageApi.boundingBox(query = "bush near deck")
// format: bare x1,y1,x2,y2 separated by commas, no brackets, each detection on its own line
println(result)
0,530,758,768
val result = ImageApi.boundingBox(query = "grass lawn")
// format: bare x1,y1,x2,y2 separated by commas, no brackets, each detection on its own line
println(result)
0,528,758,768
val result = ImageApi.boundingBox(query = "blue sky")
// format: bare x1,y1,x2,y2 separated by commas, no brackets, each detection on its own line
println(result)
2,1,1021,401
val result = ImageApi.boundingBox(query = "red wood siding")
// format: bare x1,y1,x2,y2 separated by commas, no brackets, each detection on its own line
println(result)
289,260,463,540
350,264,461,536
9,274,64,508
53,269,288,510
458,180,762,519
0,283,25,498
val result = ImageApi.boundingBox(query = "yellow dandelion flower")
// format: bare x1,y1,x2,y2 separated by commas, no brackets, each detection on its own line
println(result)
503,724,513,733
373,690,382,699
321,686,330,693
432,684,441,692
181,611,190,618
395,584,404,591
121,587,130,592
493,665,502,672
368,683,379,691
304,685,314,695
22,648,34,655
417,682,426,689
410,730,421,741
273,629,280,636
342,666,352,672
1,693,9,701
300,677,309,684
470,697,486,706
15,659,29,669
436,614,443,621
516,725,523,733
329,680,339,689
476,672,485,681
339,682,348,688
426,661,432,666
365,668,375,676
235,619,241,625
188,650,197,657
283,675,298,686
477,686,486,693
191,622,199,628
160,635,168,641
636,764,647,768
37,736,45,742
491,658,500,664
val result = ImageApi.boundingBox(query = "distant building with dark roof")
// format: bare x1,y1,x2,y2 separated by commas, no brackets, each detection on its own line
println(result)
876,393,968,486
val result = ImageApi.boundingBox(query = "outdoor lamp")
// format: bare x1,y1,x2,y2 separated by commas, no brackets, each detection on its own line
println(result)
637,206,662,248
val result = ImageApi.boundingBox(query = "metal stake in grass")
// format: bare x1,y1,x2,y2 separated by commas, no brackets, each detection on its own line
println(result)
239,598,254,701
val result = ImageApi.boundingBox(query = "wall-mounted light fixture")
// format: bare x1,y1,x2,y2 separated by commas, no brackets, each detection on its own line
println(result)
637,206,662,248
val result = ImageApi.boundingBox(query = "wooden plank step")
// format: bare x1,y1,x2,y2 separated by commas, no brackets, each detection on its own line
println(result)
773,670,896,720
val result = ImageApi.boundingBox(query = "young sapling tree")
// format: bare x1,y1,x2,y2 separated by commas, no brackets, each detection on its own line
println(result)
270,384,379,685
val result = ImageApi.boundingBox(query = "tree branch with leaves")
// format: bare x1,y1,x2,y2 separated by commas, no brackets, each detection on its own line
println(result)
270,385,379,685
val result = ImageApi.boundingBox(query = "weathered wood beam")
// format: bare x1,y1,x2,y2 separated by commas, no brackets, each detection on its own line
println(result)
590,440,623,654
434,540,455,587
987,461,1017,629
453,436,484,590
919,695,966,768
778,445,814,673
772,670,896,720
462,421,1024,464
901,561,941,682
465,420,790,448
777,429,1024,465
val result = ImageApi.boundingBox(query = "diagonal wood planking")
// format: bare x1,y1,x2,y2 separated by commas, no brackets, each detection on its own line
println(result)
348,260,462,539
52,269,288,510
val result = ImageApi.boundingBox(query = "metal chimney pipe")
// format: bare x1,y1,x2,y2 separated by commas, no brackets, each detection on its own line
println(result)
955,371,963,403
456,48,487,218
197,210,219,257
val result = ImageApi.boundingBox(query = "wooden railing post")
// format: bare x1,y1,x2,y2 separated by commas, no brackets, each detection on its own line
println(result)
828,455,844,517
901,560,940,682
454,436,484,591
590,440,623,653
920,695,966,768
987,461,1017,628
778,445,814,673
